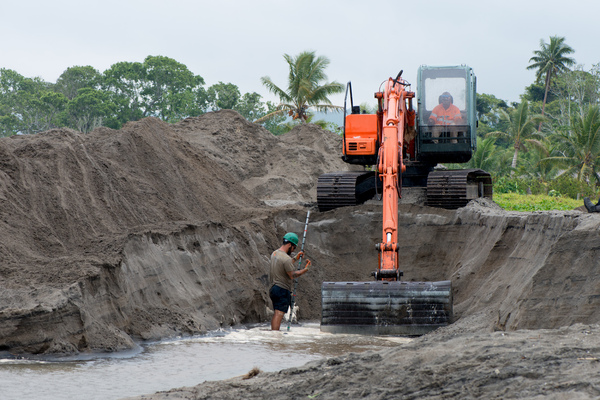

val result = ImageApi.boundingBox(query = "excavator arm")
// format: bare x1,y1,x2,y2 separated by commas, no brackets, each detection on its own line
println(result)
320,72,452,336
375,73,411,280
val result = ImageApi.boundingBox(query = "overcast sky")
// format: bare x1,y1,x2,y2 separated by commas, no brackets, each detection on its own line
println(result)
3,0,599,108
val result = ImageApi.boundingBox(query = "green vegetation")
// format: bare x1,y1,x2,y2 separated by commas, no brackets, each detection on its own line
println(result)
493,174,597,198
486,100,544,169
473,36,600,207
494,193,582,212
0,51,344,136
527,36,576,121
491,172,597,211
0,56,273,135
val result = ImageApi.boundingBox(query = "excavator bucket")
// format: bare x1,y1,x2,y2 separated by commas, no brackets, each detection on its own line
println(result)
321,280,452,335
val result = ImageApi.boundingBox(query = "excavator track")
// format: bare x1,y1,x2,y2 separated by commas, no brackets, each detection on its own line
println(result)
317,171,378,212
321,280,452,335
426,169,493,209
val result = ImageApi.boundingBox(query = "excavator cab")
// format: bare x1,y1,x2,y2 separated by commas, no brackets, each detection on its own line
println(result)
416,65,477,164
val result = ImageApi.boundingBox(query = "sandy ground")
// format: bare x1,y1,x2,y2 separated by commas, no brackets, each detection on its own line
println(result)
1,110,599,398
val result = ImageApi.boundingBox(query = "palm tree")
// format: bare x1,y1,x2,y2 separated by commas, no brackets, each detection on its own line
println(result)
466,136,499,171
487,100,545,170
257,51,343,123
549,105,600,185
527,36,575,126
516,139,560,183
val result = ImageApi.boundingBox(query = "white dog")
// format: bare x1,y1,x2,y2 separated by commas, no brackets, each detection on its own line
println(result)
284,305,299,324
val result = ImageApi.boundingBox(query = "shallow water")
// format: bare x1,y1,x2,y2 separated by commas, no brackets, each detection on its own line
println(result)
0,322,410,400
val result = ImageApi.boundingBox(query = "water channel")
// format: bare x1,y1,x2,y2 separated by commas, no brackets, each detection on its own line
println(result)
0,322,411,400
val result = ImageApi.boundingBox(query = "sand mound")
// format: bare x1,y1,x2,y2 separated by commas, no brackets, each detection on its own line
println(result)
0,116,261,286
173,110,361,204
0,111,360,353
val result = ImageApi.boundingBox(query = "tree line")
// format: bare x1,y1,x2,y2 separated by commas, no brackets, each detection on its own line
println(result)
0,55,287,136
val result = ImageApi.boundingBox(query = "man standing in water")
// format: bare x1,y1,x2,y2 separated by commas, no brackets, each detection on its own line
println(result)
269,232,311,330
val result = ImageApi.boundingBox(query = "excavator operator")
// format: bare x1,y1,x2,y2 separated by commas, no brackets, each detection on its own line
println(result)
268,232,311,330
429,92,463,142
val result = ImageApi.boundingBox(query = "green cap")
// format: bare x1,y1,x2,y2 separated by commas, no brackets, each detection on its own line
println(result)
283,232,299,246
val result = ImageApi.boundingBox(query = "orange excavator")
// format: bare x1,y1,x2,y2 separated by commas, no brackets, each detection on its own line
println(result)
319,66,492,335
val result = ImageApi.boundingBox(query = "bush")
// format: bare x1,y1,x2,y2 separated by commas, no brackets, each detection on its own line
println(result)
548,175,598,199
493,174,599,199
493,176,546,195
494,193,582,211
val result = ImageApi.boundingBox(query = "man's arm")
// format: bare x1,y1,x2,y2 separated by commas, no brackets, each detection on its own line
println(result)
429,106,440,125
286,260,311,279
452,106,463,124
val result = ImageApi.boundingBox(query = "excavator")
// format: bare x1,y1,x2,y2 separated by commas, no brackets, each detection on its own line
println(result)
319,65,492,335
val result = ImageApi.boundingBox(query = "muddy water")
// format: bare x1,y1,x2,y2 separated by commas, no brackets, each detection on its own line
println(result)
0,322,410,400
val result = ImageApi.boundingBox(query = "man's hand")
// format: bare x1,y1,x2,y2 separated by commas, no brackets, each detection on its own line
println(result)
305,260,312,270
294,251,304,261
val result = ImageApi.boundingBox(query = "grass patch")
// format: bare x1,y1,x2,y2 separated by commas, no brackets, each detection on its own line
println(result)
494,193,583,212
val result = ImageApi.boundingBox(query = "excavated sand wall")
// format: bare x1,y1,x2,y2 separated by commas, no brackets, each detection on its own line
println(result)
0,220,276,354
2,198,600,354
276,202,600,331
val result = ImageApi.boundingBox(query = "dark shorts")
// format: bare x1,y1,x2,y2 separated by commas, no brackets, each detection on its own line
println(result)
269,285,291,312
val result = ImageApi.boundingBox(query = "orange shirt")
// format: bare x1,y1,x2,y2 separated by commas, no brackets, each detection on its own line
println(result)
429,104,462,125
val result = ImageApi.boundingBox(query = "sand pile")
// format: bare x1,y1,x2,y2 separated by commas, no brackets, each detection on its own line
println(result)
0,115,262,280
172,111,362,204
0,111,357,353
